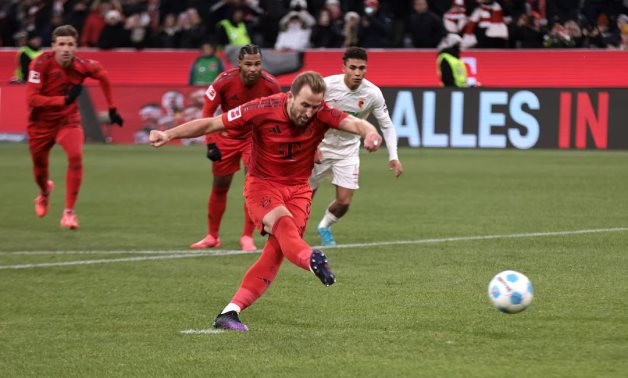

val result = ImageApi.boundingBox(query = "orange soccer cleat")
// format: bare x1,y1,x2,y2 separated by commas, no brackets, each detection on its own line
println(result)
190,234,221,249
239,235,257,252
34,180,55,218
60,210,79,230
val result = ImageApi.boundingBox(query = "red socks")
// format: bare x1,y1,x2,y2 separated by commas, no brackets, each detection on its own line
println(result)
231,235,283,310
208,186,228,237
242,202,255,237
272,216,312,271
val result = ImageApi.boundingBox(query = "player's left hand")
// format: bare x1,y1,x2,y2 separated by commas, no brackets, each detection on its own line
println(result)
149,130,170,148
364,132,382,152
389,159,404,178
108,108,124,127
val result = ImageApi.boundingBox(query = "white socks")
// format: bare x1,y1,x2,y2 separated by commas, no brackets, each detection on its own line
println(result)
221,303,241,314
318,209,338,229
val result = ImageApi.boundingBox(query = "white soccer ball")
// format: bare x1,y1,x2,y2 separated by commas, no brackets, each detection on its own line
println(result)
488,270,534,314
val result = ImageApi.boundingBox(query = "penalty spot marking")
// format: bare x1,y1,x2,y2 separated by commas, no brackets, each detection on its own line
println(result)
180,329,224,335
1,227,626,270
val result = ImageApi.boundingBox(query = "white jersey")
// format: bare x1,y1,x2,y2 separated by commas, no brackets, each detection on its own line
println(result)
321,74,398,160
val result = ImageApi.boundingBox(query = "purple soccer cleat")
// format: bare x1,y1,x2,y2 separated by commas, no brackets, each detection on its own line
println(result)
213,311,249,332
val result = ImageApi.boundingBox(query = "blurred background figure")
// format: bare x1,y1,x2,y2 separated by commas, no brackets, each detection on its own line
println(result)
155,13,180,48
437,33,468,88
443,0,468,35
98,9,128,49
463,0,509,48
12,31,42,83
406,0,446,48
343,11,360,47
81,0,118,47
510,12,545,48
358,0,393,48
217,6,252,48
189,41,225,86
275,5,315,51
311,7,344,47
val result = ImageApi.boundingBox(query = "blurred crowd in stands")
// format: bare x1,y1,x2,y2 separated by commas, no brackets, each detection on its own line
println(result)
1,0,627,50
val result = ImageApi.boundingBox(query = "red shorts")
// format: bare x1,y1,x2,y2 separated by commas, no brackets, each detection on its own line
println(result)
27,121,83,155
208,132,251,176
244,176,313,235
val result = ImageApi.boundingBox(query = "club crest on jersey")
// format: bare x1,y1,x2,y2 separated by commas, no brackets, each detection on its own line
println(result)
28,70,41,84
358,98,366,109
205,85,216,100
227,106,242,121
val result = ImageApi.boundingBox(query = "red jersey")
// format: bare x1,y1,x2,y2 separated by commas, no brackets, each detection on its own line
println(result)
203,68,280,139
26,51,115,124
221,93,348,185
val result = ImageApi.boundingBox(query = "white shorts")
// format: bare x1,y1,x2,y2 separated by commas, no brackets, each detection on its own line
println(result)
309,155,360,190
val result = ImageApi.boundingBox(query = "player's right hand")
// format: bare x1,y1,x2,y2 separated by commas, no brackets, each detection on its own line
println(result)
364,132,382,152
64,84,83,105
206,143,222,162
149,130,170,148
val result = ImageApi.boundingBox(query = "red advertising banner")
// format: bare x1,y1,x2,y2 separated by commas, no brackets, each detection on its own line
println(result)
1,49,627,87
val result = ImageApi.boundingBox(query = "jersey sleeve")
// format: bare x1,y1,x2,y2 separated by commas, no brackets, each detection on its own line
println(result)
316,102,348,129
202,82,222,117
220,101,255,138
26,56,65,108
85,59,115,108
371,88,399,161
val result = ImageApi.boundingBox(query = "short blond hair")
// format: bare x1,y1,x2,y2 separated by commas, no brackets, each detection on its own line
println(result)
52,25,78,43
290,71,326,96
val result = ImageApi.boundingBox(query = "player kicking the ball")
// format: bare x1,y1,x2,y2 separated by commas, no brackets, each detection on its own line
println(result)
149,72,382,331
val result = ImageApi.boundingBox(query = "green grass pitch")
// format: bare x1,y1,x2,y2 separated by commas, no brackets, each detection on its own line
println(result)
1,144,627,377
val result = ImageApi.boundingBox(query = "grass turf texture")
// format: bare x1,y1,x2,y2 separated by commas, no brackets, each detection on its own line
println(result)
1,144,627,377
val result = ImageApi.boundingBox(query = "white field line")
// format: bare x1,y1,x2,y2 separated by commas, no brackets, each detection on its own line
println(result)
179,329,224,335
0,227,626,270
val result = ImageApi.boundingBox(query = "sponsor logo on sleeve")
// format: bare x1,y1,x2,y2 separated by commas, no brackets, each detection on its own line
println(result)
205,85,216,100
28,71,41,84
227,106,242,121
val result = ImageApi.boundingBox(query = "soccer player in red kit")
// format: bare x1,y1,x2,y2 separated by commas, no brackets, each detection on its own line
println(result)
149,72,382,331
27,25,123,229
191,44,281,251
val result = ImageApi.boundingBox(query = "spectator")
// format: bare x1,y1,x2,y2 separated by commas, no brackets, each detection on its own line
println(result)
463,0,509,48
98,9,128,49
155,13,180,48
311,8,344,47
179,8,207,49
358,0,393,48
564,19,585,47
81,0,116,47
324,0,346,40
343,11,360,47
543,21,577,47
443,0,468,35
275,11,313,50
189,41,225,86
125,9,151,49
437,33,468,87
65,0,90,35
216,7,252,47
12,31,43,83
406,0,447,48
510,12,545,48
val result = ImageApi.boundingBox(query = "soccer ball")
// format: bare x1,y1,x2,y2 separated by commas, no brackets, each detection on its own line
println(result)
488,270,533,314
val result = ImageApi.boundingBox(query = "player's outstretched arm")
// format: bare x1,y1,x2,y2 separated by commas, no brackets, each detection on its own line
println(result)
149,116,225,148
338,116,382,152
